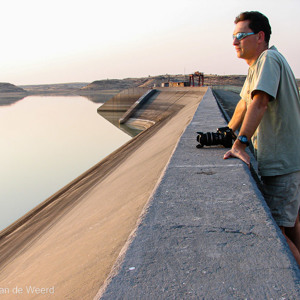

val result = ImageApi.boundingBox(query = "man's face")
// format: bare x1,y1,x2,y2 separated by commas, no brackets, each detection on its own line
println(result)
233,20,258,63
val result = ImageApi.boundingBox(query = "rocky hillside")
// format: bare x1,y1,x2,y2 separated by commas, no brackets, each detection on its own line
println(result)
0,83,27,93
80,78,152,91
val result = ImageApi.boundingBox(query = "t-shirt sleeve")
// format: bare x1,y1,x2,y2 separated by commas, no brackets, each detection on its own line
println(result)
240,76,250,104
240,81,248,100
251,52,281,100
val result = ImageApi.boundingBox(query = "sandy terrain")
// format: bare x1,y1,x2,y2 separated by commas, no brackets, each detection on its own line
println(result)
0,87,206,299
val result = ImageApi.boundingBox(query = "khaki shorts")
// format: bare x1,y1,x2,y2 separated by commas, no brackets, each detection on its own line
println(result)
261,171,300,227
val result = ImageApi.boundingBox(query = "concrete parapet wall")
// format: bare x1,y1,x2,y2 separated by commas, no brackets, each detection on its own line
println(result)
97,88,300,299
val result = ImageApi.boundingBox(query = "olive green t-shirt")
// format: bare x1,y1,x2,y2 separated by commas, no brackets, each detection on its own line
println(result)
240,46,300,176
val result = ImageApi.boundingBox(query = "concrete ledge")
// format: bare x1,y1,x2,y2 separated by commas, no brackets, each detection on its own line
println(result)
119,89,157,124
98,88,300,299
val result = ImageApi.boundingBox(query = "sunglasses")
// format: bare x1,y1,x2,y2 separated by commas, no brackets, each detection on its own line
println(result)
232,32,255,41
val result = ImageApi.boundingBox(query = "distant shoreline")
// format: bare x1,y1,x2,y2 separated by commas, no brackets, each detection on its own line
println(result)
1,73,298,106
0,74,249,96
1,74,299,97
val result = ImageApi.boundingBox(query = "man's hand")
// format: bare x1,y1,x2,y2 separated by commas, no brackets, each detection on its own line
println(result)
223,140,250,167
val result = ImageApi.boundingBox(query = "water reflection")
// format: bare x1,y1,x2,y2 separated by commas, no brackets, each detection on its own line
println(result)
0,96,131,230
0,94,27,106
79,91,120,104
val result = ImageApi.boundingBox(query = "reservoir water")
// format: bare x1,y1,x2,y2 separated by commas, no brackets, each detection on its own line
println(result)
0,95,132,231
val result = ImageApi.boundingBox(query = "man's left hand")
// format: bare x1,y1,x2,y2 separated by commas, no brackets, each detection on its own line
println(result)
223,141,250,167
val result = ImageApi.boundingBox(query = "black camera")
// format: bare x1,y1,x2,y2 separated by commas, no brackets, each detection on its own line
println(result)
196,126,236,148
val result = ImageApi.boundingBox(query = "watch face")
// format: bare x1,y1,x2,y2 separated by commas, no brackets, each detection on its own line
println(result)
238,135,249,145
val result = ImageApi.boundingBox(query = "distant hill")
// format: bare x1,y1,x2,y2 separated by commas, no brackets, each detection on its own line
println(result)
80,78,152,91
0,83,27,93
0,83,28,106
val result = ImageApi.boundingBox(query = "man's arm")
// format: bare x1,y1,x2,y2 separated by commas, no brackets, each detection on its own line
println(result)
224,91,270,166
228,99,247,132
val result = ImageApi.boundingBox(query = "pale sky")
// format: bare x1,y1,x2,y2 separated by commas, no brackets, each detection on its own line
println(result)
0,0,299,85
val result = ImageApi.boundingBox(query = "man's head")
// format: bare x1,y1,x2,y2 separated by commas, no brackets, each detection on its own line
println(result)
234,11,272,45
233,11,271,65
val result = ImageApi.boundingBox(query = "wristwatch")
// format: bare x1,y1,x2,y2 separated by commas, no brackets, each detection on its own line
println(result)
237,135,250,146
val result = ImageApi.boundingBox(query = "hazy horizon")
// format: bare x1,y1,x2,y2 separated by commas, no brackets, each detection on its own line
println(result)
1,0,299,85
15,73,246,87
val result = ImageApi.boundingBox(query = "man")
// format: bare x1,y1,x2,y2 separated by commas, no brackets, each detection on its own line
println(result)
224,11,300,266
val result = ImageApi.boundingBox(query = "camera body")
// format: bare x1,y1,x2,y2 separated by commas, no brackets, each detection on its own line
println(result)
196,126,236,148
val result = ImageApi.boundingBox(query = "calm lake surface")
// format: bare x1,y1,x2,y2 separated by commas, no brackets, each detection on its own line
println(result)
0,95,131,231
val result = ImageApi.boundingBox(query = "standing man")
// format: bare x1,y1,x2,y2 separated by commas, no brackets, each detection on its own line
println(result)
224,11,300,266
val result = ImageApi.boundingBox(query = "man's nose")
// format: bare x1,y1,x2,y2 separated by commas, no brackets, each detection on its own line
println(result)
233,38,240,45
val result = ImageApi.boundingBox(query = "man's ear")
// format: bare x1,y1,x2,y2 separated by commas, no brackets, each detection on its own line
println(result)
257,31,266,44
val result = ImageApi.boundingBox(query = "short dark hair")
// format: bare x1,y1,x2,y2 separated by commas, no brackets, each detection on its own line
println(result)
235,11,272,44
